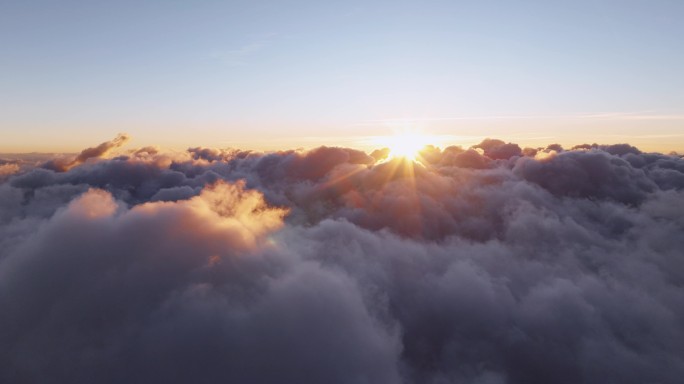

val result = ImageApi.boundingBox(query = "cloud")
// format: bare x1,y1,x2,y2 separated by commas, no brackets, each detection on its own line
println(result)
43,133,130,172
0,163,20,178
473,138,522,160
1,136,684,383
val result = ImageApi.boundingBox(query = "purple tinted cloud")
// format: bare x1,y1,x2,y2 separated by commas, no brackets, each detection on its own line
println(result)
1,136,684,383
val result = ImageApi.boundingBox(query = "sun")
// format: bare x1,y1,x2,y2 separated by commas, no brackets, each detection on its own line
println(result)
383,132,434,161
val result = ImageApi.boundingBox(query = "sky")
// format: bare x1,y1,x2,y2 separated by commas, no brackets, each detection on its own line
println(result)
1,0,683,153
2,2,684,381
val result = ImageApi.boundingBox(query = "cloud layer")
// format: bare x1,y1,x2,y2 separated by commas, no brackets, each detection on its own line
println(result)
1,136,684,383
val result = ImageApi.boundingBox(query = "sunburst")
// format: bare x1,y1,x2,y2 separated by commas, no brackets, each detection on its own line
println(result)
375,132,438,163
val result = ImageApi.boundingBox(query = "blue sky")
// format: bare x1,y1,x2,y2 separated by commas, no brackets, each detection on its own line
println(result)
2,0,683,152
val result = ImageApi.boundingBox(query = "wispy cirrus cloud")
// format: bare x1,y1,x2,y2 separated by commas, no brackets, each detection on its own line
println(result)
210,33,278,67
355,111,684,125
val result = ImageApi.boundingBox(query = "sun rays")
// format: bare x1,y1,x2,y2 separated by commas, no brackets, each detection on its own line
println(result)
377,132,437,163
312,132,441,238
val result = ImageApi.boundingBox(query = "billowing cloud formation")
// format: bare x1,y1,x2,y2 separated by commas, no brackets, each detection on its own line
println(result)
1,136,684,383
0,161,20,179
43,133,131,172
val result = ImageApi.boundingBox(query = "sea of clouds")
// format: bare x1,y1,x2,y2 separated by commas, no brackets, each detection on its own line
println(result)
1,134,683,383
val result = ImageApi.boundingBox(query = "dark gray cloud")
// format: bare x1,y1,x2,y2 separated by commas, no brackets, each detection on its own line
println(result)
513,150,657,205
473,138,522,160
1,136,684,383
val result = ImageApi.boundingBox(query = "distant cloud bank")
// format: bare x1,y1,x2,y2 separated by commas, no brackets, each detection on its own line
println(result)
1,136,683,383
